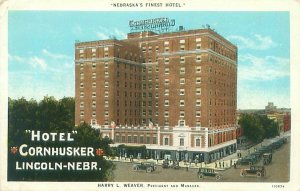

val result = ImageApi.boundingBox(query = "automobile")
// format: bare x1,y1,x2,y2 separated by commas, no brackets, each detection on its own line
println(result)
171,161,180,169
132,162,156,173
263,153,272,165
197,168,222,180
240,166,266,178
237,157,256,165
162,160,170,168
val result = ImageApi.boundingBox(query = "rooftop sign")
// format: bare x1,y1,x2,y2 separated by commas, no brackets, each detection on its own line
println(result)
129,17,176,33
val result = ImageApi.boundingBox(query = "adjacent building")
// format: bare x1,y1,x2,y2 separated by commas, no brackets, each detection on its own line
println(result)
75,26,238,162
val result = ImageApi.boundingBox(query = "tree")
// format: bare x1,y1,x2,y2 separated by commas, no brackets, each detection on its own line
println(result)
238,113,280,143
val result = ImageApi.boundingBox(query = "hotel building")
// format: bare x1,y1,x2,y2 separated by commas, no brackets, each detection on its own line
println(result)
75,26,238,162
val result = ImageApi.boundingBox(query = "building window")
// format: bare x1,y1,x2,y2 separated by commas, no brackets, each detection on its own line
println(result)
155,84,159,89
196,43,201,49
104,47,109,51
80,73,84,79
127,136,132,143
92,100,96,108
196,99,201,106
180,111,185,118
80,110,84,117
92,82,96,88
92,62,96,68
164,100,169,107
180,45,185,51
104,100,109,107
196,55,201,62
180,78,185,84
165,47,169,52
196,111,201,117
92,111,96,117
155,46,159,52
180,39,185,44
104,62,108,68
179,120,185,126
80,92,84,97
180,138,184,146
164,57,169,64
196,66,202,73
79,49,84,54
104,91,108,97
195,138,201,147
196,77,201,84
92,72,96,79
142,47,146,52
133,135,138,143
164,41,169,46
180,89,185,96
164,111,169,118
152,137,157,144
115,135,120,143
196,37,202,42
180,56,185,63
80,82,84,88
165,68,169,75
164,79,169,86
104,81,109,88
104,71,109,77
196,88,201,95
180,100,185,107
80,101,84,108
92,92,96,97
196,121,201,127
180,67,185,74
164,137,169,145
139,136,144,144
104,110,109,117
164,89,169,96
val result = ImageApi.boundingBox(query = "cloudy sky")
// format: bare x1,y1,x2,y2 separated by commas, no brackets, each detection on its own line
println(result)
8,11,290,109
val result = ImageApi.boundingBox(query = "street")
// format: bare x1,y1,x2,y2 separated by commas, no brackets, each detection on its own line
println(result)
112,136,290,182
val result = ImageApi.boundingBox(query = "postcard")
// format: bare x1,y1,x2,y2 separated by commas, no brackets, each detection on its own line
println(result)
0,0,300,191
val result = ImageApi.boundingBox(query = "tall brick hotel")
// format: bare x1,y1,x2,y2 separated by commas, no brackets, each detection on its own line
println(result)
75,19,238,162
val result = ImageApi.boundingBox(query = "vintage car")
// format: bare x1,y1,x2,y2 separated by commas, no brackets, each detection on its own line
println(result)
171,161,180,169
263,153,272,165
162,160,170,168
240,165,266,178
236,157,256,166
197,168,222,180
132,162,156,173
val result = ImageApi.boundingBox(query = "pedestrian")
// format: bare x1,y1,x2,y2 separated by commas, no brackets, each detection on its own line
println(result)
234,161,237,169
215,162,217,168
230,159,232,167
186,165,189,171
219,161,221,168
222,161,224,168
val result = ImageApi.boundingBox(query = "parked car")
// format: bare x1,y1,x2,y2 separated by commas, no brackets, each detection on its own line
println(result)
132,162,156,173
237,157,256,165
263,153,272,165
197,168,222,180
162,160,170,168
171,161,180,169
240,165,266,178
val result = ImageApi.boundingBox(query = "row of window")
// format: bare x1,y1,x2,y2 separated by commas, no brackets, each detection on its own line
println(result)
115,135,157,144
164,99,201,107
164,110,201,118
142,38,202,53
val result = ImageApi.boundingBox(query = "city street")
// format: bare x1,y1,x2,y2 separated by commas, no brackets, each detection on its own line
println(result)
112,135,290,182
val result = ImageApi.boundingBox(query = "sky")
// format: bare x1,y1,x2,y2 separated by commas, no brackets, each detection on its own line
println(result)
8,11,290,109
